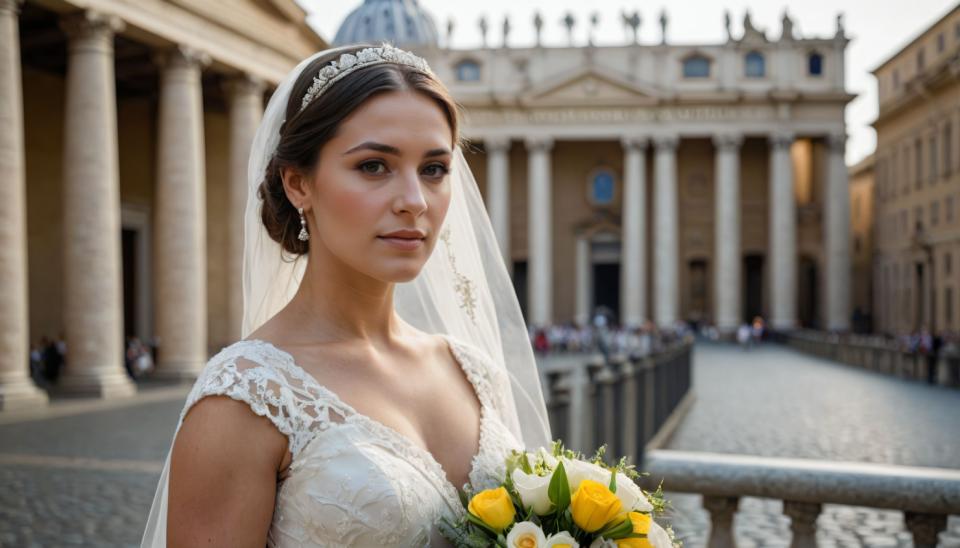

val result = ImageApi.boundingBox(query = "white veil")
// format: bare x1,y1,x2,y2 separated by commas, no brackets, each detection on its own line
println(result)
141,45,551,546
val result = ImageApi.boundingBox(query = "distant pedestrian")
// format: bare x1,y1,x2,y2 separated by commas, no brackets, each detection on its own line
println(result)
737,324,752,350
927,331,943,385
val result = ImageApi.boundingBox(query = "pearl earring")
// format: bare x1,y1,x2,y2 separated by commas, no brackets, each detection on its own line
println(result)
297,207,309,242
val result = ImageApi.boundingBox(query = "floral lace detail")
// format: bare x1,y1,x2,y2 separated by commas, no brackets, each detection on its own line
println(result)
178,334,523,547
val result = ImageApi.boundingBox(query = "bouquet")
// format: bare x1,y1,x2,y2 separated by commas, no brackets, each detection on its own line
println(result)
441,443,679,548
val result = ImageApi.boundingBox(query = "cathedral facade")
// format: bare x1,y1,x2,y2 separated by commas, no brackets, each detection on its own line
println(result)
336,1,856,333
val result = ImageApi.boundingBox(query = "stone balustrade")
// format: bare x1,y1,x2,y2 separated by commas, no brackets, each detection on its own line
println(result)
640,449,960,548
780,330,960,388
543,340,693,462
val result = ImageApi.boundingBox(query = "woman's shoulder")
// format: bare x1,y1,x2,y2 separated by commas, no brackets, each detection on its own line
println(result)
178,339,316,452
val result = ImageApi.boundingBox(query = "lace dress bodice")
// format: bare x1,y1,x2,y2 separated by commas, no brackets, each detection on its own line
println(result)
176,334,524,547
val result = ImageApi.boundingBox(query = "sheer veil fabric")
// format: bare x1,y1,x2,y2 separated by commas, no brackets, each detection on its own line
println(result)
141,45,552,546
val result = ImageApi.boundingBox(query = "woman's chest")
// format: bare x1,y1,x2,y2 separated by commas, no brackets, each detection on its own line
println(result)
269,424,509,547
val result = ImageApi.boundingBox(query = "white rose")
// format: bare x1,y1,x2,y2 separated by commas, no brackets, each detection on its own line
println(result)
648,521,673,548
564,458,611,493
511,468,553,515
614,472,653,512
545,531,579,547
537,447,559,470
506,521,547,548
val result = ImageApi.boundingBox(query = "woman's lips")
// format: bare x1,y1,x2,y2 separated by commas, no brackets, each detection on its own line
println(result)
376,236,424,250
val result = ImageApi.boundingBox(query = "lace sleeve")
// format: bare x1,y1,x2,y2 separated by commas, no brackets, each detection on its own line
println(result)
177,341,317,456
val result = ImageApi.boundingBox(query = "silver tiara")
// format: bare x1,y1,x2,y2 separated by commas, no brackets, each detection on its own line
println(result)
299,44,433,113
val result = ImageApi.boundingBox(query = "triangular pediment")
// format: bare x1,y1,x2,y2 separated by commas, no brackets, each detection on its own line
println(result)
522,66,661,106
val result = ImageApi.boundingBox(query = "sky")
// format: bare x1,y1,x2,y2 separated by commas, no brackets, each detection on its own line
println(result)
297,0,958,166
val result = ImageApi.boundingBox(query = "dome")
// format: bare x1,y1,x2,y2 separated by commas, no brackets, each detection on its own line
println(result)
334,0,439,48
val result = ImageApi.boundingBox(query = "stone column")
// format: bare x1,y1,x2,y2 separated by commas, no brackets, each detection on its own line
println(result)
621,136,648,327
653,135,679,328
154,47,210,379
575,233,591,326
713,133,743,333
57,11,135,398
0,0,48,409
485,137,511,265
525,137,554,326
224,74,264,341
825,132,851,331
769,132,797,330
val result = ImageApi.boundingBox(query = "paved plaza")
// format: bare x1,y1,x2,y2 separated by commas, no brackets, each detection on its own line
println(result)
659,342,960,548
0,343,958,546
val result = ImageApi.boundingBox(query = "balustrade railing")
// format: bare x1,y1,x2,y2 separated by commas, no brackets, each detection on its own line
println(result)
543,340,693,463
780,331,960,388
639,449,960,548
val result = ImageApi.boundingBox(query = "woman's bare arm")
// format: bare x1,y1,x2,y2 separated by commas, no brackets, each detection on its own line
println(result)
167,395,289,547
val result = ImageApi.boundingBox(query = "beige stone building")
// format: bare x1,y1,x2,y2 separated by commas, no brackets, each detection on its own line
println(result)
872,4,960,336
848,154,874,331
0,0,324,409
339,2,855,333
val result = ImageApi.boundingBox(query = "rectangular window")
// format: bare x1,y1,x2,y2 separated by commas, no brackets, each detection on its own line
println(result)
904,144,912,194
889,149,900,198
915,139,924,188
946,253,953,276
917,48,925,70
930,135,938,182
946,124,954,176
915,205,924,231
893,69,901,89
946,287,954,327
938,32,946,52
947,195,956,223
931,200,940,226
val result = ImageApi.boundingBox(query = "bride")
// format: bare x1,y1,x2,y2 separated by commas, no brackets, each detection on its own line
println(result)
141,43,551,547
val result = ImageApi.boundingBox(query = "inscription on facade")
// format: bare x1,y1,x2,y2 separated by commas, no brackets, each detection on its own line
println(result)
468,106,777,126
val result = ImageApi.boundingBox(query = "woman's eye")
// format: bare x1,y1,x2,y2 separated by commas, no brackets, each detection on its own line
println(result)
358,160,387,175
423,164,450,178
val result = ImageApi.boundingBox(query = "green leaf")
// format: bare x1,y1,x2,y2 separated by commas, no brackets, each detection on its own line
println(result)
548,460,571,514
464,512,499,537
521,451,534,474
458,488,470,510
608,469,618,494
598,516,635,539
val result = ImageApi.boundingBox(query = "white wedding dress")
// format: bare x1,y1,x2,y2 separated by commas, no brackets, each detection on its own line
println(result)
176,333,524,547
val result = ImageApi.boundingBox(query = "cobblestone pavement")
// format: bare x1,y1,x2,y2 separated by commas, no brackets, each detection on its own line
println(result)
0,392,186,548
658,342,960,548
2,343,958,546
667,343,960,468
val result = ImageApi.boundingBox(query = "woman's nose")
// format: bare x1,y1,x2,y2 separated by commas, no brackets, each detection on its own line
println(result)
393,168,428,216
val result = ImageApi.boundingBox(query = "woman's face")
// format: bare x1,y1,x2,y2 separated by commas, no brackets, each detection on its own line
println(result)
304,90,454,283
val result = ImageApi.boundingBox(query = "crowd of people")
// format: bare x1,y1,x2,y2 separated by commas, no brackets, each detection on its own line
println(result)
28,335,155,387
528,307,693,360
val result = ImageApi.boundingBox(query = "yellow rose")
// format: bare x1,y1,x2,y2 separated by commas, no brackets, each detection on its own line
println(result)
570,479,623,533
468,486,516,533
614,512,654,548
615,538,653,548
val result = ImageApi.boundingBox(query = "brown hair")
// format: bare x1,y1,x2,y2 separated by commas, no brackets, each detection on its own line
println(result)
259,45,462,255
